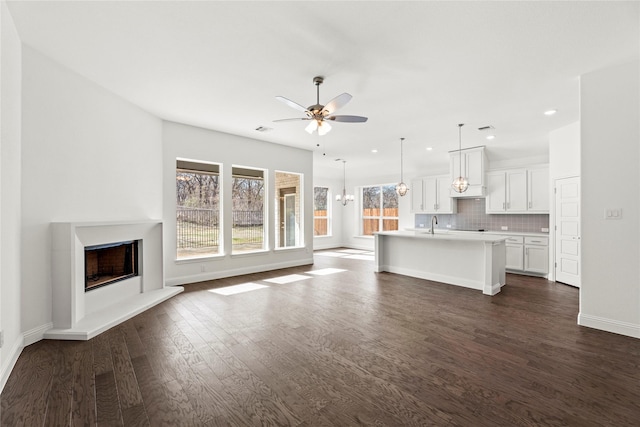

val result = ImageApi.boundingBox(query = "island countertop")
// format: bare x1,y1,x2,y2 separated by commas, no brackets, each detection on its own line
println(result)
375,230,508,243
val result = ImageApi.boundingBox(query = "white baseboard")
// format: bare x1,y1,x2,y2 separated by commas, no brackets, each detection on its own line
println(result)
23,322,53,346
578,313,640,339
0,334,24,393
166,257,314,286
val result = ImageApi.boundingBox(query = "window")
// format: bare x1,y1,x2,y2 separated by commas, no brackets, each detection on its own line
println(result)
176,160,221,259
232,166,266,253
361,184,399,235
275,171,303,248
313,187,330,237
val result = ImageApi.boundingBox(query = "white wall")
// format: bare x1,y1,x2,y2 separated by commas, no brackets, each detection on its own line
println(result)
580,59,639,338
20,46,163,342
162,121,314,285
549,122,580,179
313,175,344,250
548,121,580,281
0,0,23,390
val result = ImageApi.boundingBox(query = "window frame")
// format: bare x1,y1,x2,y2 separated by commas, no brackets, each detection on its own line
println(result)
231,165,268,255
360,184,399,236
175,159,222,260
274,170,304,250
313,186,331,237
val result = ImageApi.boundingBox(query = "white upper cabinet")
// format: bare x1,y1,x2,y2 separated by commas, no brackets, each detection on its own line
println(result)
410,178,424,212
486,166,549,214
449,146,487,197
527,167,550,212
411,175,456,214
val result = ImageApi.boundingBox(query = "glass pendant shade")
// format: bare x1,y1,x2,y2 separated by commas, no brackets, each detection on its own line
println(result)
396,182,408,196
452,176,469,193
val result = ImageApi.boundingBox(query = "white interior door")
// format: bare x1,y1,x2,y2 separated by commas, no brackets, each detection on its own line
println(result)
555,176,581,287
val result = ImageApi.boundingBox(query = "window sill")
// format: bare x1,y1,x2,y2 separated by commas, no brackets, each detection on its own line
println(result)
313,235,333,239
354,235,375,239
230,249,270,258
274,246,306,252
175,253,224,264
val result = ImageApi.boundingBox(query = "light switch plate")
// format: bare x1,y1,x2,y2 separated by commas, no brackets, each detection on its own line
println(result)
604,208,623,220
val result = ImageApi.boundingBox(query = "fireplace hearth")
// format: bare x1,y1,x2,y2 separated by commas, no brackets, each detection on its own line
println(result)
85,240,139,291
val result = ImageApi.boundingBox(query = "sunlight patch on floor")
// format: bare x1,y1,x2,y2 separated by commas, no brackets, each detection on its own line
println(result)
263,274,312,284
314,251,346,257
344,254,375,261
306,268,348,276
337,249,369,254
208,282,268,295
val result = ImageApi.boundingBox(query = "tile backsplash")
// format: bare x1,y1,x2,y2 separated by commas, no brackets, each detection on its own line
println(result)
415,198,549,233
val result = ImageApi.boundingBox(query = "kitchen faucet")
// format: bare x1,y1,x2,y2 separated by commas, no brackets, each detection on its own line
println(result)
431,216,438,235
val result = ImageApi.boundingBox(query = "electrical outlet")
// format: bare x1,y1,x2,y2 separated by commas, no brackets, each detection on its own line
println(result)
501,226,508,231
200,265,206,273
446,224,451,228
541,228,549,232
418,224,425,228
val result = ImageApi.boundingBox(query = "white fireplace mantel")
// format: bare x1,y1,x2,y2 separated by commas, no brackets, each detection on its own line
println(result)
46,220,183,340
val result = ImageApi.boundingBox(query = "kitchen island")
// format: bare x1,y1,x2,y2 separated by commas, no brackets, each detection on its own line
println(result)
374,230,507,295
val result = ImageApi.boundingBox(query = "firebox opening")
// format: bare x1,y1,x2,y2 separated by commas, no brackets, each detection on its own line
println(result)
84,240,140,291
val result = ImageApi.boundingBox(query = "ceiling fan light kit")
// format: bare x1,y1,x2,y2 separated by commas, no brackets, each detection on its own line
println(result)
275,76,368,136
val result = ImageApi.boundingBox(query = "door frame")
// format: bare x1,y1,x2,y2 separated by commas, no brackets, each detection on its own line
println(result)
552,175,581,287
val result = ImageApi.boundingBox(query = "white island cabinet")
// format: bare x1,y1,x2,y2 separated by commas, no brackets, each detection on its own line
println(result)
374,231,507,296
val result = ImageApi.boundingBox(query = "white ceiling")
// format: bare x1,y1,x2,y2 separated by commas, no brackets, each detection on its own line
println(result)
7,1,639,180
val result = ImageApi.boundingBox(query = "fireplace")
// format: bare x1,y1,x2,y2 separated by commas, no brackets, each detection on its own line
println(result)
85,240,139,291
47,220,183,340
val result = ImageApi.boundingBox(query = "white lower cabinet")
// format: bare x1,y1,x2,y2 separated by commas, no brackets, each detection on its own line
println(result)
524,236,549,274
505,236,524,270
497,234,548,276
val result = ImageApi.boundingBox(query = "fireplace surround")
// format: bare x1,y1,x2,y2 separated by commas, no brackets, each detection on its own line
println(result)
47,220,182,340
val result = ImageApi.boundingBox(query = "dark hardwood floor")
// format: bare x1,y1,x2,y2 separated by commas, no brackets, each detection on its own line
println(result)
2,249,640,426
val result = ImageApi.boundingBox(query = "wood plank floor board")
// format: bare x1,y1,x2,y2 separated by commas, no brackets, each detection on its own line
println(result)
95,371,123,426
70,340,97,426
3,251,640,426
109,330,144,409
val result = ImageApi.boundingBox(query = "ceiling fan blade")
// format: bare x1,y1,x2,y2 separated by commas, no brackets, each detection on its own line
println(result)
273,117,312,122
275,96,309,114
323,93,352,115
326,115,368,123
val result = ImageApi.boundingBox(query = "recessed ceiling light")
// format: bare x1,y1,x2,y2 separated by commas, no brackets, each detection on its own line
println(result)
371,149,378,153
486,135,495,140
544,109,557,116
426,147,433,151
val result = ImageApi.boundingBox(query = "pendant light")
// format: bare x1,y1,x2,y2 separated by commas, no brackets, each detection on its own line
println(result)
336,160,354,206
395,137,408,196
451,123,469,193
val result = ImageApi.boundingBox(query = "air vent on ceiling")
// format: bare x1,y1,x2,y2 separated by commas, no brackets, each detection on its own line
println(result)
478,125,495,131
255,126,273,132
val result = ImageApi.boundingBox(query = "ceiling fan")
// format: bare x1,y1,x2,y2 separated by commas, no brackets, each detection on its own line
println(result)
274,76,368,136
